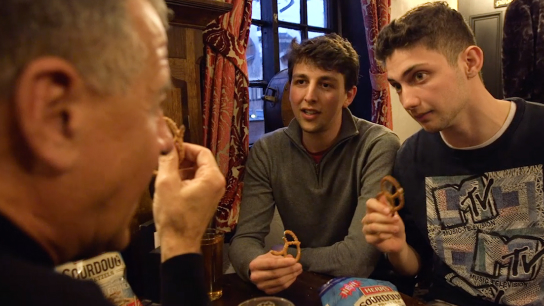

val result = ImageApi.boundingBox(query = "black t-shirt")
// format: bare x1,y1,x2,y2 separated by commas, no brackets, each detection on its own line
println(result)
394,98,544,306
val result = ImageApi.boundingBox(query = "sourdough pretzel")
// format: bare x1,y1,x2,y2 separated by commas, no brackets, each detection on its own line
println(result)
154,117,185,175
270,230,301,262
377,175,404,215
163,116,185,167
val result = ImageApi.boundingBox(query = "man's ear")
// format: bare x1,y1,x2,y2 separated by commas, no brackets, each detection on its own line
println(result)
461,45,484,79
14,57,84,172
343,86,357,108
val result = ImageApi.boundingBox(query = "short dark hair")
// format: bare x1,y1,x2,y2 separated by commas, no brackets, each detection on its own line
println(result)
375,1,476,66
287,33,359,91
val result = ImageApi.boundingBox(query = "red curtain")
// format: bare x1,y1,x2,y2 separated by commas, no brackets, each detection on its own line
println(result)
361,0,392,129
202,0,252,232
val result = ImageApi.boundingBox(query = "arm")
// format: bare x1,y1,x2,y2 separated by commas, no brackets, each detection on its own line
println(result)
362,195,420,276
229,139,302,293
290,132,400,277
228,139,279,280
153,143,226,305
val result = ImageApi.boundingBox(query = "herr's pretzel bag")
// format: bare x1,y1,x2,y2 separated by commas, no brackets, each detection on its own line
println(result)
320,277,406,306
56,252,142,306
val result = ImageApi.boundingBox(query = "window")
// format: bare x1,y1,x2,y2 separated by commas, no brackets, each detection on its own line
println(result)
247,0,336,144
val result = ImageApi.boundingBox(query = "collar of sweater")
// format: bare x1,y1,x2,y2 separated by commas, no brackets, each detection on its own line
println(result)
284,107,359,151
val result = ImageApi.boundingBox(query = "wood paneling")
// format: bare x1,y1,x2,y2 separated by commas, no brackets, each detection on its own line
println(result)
166,0,232,30
167,26,187,59
164,25,203,145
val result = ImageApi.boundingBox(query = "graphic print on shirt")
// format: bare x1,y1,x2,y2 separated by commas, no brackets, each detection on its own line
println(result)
426,165,544,305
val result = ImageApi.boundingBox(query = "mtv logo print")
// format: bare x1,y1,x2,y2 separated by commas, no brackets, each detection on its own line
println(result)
430,174,499,230
473,232,544,282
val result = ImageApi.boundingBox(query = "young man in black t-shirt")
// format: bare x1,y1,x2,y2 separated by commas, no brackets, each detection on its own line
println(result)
362,2,544,305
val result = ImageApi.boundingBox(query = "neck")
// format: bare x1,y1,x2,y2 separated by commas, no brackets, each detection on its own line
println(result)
440,85,511,148
0,166,85,265
301,125,342,153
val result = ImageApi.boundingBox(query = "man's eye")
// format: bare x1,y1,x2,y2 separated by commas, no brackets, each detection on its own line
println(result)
322,83,331,88
392,84,402,93
295,79,305,85
414,72,427,82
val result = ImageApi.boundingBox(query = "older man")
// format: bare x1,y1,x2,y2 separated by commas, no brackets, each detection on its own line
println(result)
0,0,225,305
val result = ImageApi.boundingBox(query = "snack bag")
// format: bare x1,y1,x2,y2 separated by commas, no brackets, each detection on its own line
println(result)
320,277,406,306
56,252,142,306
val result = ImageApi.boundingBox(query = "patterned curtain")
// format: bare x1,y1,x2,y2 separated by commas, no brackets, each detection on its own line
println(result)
202,0,252,232
361,0,392,129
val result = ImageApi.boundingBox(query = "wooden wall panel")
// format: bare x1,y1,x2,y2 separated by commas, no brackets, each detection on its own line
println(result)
163,26,203,145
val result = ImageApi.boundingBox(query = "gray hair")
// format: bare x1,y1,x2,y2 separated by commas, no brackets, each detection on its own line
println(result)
0,0,169,100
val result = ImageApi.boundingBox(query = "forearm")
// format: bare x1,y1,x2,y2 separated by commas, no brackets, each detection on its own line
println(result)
229,235,267,281
229,140,277,281
387,243,420,276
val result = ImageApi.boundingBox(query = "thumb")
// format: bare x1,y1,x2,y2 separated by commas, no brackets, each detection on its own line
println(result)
376,192,389,206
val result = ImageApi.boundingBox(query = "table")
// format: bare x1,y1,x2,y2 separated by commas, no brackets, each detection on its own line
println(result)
213,272,425,306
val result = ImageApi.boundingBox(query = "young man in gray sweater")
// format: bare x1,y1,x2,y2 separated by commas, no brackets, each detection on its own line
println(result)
229,33,400,294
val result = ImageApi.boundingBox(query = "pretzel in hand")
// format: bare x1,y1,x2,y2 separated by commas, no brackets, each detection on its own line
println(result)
164,116,185,166
376,175,404,216
154,117,185,175
270,230,301,262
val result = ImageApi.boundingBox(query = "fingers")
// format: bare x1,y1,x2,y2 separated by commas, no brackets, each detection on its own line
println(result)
366,197,392,215
249,254,302,294
182,143,217,169
250,253,298,271
256,267,303,294
363,198,403,244
362,213,400,233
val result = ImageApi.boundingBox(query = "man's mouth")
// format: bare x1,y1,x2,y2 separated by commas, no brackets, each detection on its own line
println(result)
412,111,431,121
302,109,320,115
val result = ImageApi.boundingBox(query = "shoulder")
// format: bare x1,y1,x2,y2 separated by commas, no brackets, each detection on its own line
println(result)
508,97,544,127
251,127,289,150
396,129,435,161
352,117,400,146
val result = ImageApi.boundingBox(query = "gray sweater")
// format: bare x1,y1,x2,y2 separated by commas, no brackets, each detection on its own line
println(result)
229,108,400,281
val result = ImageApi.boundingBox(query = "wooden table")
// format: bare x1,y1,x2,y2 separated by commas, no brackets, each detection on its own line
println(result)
213,272,425,306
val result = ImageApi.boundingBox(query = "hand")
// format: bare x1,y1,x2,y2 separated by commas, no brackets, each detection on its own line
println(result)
153,143,226,262
249,252,302,294
362,194,407,254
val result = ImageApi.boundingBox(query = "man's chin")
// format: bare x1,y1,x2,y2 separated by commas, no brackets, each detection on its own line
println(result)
419,122,443,133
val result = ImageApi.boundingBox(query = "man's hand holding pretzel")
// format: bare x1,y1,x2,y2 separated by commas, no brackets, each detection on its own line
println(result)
362,193,407,254
362,176,407,254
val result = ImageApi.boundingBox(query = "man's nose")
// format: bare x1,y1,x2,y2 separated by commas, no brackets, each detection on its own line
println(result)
303,82,318,103
400,87,420,110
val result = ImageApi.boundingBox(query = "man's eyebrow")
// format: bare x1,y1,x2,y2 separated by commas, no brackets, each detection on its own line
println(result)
292,73,308,79
318,75,339,82
387,63,426,82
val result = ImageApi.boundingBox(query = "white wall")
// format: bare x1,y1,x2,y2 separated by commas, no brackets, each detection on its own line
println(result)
389,0,458,143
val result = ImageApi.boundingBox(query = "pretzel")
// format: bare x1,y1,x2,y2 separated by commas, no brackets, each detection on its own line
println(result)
153,117,185,175
270,230,301,262
377,175,404,215
164,116,185,167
